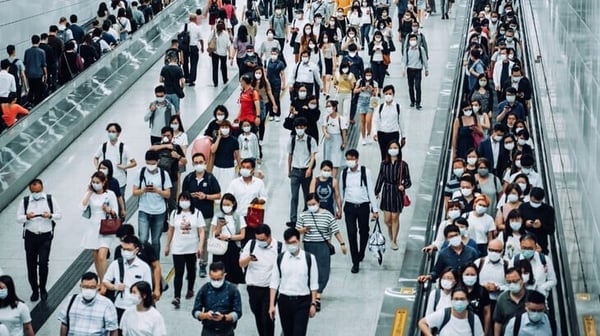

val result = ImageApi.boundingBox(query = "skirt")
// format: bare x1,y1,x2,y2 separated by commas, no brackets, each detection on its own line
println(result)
212,241,245,284
324,58,333,75
322,133,344,167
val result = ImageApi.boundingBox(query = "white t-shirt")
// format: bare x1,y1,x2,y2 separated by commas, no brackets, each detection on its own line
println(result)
466,212,495,244
120,307,167,336
425,309,484,336
322,114,349,135
169,210,206,255
172,132,189,148
94,141,132,186
188,22,204,46
211,213,246,246
425,288,452,316
0,302,31,336
0,324,8,336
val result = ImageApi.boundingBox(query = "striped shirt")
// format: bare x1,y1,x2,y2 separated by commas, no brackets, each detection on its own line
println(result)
444,176,460,198
57,294,118,336
296,210,339,242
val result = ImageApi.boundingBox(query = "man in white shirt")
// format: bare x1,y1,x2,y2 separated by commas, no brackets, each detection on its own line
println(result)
240,224,280,336
289,50,322,100
16,178,62,302
227,158,267,240
372,85,406,160
269,228,318,336
0,59,16,102
186,14,204,86
341,149,379,273
475,239,508,302
94,123,137,198
103,235,152,322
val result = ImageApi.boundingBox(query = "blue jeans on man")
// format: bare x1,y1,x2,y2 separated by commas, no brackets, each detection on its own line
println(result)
138,211,166,257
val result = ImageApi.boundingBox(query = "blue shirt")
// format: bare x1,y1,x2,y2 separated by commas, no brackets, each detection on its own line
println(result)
135,168,172,215
430,244,479,280
496,100,527,122
23,46,46,78
192,282,242,329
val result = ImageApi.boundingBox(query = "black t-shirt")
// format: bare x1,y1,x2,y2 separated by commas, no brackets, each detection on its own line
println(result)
79,44,99,69
160,64,184,94
204,120,221,138
212,136,239,168
181,171,222,218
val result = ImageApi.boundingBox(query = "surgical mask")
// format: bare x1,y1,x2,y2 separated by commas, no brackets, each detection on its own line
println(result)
453,168,465,177
348,52,357,57
128,293,142,306
504,143,515,151
194,164,206,173
92,183,103,192
472,106,480,113
255,73,262,79
448,236,462,247
298,91,307,99
121,250,136,261
487,251,502,262
270,54,278,61
508,282,521,294
308,103,318,109
295,128,306,136
275,9,282,15
222,205,233,213
216,114,225,121
170,123,179,131
492,135,502,142
475,205,488,215
267,33,274,39
515,127,524,134
440,279,454,290
81,288,97,301
500,54,507,61
211,279,225,288
459,227,468,237
156,97,166,103
530,201,542,208
99,168,109,176
240,168,252,177
326,107,334,114
365,75,372,81
247,51,255,56
220,128,230,136
521,167,532,174
346,160,357,169
242,126,252,133
512,76,522,82
388,148,399,156
348,33,355,38
411,27,418,32
321,170,332,178
162,136,170,143
461,188,472,197
409,40,417,47
448,210,461,220
286,243,299,254
528,311,544,323
491,18,498,23
384,94,394,103
506,95,516,103
308,204,319,213
179,200,191,209
522,273,531,283
518,183,527,192
466,157,477,165
257,240,269,248
309,43,315,49
477,168,489,176
507,194,519,203
462,275,478,286
108,132,118,141
515,160,522,168
506,37,514,43
522,249,535,260
302,57,309,63
452,300,469,313
31,192,43,201
0,289,7,300
341,67,349,73
518,138,527,146
479,80,487,87
463,109,473,116
509,221,522,231
305,29,312,34
146,164,158,172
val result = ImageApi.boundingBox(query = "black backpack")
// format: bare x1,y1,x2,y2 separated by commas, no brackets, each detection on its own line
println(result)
23,195,56,238
249,239,283,255
4,59,20,87
433,307,476,335
341,165,368,198
177,24,190,51
101,142,125,165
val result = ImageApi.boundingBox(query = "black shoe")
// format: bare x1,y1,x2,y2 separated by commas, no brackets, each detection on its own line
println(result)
351,265,359,273
410,102,415,107
286,221,296,228
416,104,423,110
315,299,321,312
359,254,365,262
385,71,390,76
188,82,195,87
40,290,48,301
30,291,39,302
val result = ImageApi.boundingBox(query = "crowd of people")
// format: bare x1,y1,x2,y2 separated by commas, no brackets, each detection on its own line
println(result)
0,0,558,335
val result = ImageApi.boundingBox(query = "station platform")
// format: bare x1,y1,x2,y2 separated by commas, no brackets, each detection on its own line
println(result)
0,4,462,335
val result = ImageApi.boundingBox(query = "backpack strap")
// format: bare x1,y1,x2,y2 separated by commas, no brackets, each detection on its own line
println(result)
119,142,124,164
118,257,125,298
468,310,475,335
439,307,452,331
250,239,256,255
102,142,107,161
65,293,78,329
513,312,522,336
277,241,283,254
277,252,312,291
139,167,147,189
433,287,441,311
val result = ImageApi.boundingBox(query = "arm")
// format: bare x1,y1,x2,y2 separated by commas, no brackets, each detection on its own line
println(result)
333,179,343,218
60,324,68,336
164,224,175,255
211,134,222,153
483,303,492,336
418,317,433,336
451,118,459,157
23,323,34,336
366,169,379,213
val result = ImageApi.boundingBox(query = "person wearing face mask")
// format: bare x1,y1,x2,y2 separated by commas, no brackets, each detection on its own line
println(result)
309,160,343,217
268,6,289,51
150,126,187,213
82,171,119,283
205,105,230,139
372,85,406,158
452,174,479,213
0,275,32,336
367,31,389,89
296,194,347,310
290,50,322,100
232,25,253,71
492,46,514,101
240,44,263,78
94,123,137,198
209,20,232,87
193,262,243,335
464,149,479,176
493,267,528,336
504,290,552,336
496,87,527,125
470,98,490,135
342,42,364,85
211,120,241,188
495,183,523,231
439,217,480,253
477,123,509,177
506,153,541,188
424,200,464,254
319,34,338,99
98,160,127,219
518,188,555,255
452,101,482,160
119,281,166,336
16,179,62,302
265,48,286,122
443,159,467,211
260,29,282,64
465,195,496,256
353,68,378,141
419,286,485,335
238,120,261,161
403,21,429,58
425,267,457,316
497,209,528,259
374,141,412,250
402,34,429,109
289,11,309,63
320,101,348,176
460,263,492,335
269,228,319,335
144,85,174,144
418,225,479,284
470,74,494,120
475,239,508,306
252,67,278,146
211,193,247,284
514,259,537,293
475,158,503,215
159,51,185,114
503,65,531,111
333,61,356,120
358,1,372,47
103,235,152,322
164,192,206,308
58,272,118,336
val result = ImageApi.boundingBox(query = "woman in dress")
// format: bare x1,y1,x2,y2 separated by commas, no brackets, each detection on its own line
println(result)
0,275,34,336
309,160,343,218
296,193,347,310
211,193,246,284
165,192,205,308
120,281,167,336
169,114,189,189
98,160,126,219
452,101,482,159
253,67,277,147
374,140,412,250
470,74,494,121
81,171,119,281
319,34,337,98
320,101,348,177
232,25,253,72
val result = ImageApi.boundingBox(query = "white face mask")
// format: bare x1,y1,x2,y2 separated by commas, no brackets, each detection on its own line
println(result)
302,57,309,63
522,273,531,283
487,251,502,262
211,279,225,288
255,73,262,79
453,168,465,177
128,293,142,306
222,205,233,214
0,289,7,300
298,92,307,99
463,109,473,116
506,95,516,103
307,204,319,213
348,33,355,38
384,94,394,103
341,67,349,73
529,201,542,208
321,170,332,178
461,188,473,197
216,114,225,121
170,123,179,131
242,126,252,133
515,160,522,168
247,51,255,56
121,250,136,261
348,52,357,57
179,200,191,209
365,75,372,81
475,205,488,215
295,128,305,136
326,107,334,114
146,164,158,172
99,168,109,176
462,275,478,286
270,54,278,61
81,288,97,301
518,183,527,192
509,221,522,231
346,160,357,169
517,138,527,146
194,164,206,173
92,183,103,192
448,209,461,220
448,236,462,247
409,40,417,47
309,44,315,49
467,157,477,165
308,103,318,109
507,194,519,203
286,243,299,254
440,279,454,290
267,33,274,39
504,142,515,151
162,136,170,143
388,148,399,157
220,128,230,136
240,168,252,177
156,97,166,103
472,106,480,113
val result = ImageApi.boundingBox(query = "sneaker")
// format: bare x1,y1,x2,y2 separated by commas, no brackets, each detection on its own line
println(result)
416,104,423,110
172,297,181,309
185,290,195,299
198,263,207,278
391,242,399,250
362,138,367,145
269,116,274,121
275,116,281,122
410,102,415,107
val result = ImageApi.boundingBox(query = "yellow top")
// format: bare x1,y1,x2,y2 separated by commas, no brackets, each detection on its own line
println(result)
335,73,356,93
336,0,352,15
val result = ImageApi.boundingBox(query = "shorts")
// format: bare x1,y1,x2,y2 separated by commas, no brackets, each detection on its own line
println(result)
324,58,333,75
357,95,373,114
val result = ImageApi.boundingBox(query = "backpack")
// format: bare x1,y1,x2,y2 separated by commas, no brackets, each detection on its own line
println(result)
105,257,125,302
138,166,166,190
157,145,181,176
177,23,190,51
435,307,476,336
341,165,368,197
378,102,400,117
57,29,68,44
433,288,442,311
64,293,79,330
5,59,20,88
404,45,425,66
249,239,283,255
23,195,56,238
276,251,313,290
102,142,125,165
91,38,103,55
290,134,316,169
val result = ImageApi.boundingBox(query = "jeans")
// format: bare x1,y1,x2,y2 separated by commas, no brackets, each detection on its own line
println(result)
211,53,228,86
407,68,423,104
247,286,274,336
189,46,200,83
173,253,197,298
201,325,234,336
360,24,371,47
277,294,311,336
24,231,52,293
166,93,180,113
289,168,311,223
303,241,331,293
138,211,166,257
344,202,371,266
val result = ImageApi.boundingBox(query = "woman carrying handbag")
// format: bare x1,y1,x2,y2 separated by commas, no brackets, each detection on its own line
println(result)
374,140,412,251
210,193,246,284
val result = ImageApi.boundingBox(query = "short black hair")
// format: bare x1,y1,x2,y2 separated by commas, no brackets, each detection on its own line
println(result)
293,117,308,127
530,187,545,200
453,217,469,227
347,43,357,52
81,271,99,283
345,149,359,158
31,35,41,44
240,158,256,168
255,224,272,236
160,126,174,135
192,152,206,161
70,14,78,23
505,266,522,278
121,234,141,248
154,85,166,94
106,122,122,133
527,290,546,304
210,261,226,273
320,160,333,169
6,45,15,56
283,227,300,242
116,224,135,239
220,193,238,213
493,123,508,133
28,178,43,187
145,150,159,161
213,105,229,119
443,224,460,238
382,85,395,94
505,87,517,95
519,233,537,243
49,25,59,33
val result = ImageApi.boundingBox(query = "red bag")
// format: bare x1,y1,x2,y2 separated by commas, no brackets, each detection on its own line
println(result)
472,129,484,148
99,215,122,235
245,204,264,229
403,194,411,207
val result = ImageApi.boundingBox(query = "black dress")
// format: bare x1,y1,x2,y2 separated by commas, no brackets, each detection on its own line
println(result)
374,160,412,213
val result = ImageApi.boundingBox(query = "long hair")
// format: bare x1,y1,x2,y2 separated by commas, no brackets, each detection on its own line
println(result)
236,25,249,43
0,275,23,309
252,67,268,89
383,139,403,164
131,281,155,308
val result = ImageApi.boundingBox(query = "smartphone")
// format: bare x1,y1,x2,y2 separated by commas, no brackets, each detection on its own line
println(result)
211,312,220,318
250,254,258,261
218,216,225,222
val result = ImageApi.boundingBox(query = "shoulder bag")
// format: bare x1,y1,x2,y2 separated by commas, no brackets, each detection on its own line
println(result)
100,214,122,235
399,161,411,207
310,213,335,255
207,233,228,255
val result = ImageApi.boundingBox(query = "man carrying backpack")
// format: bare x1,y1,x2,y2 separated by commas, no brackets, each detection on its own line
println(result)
0,60,16,104
402,33,429,110
94,123,137,198
144,85,175,144
418,286,484,335
4,45,27,104
371,85,407,160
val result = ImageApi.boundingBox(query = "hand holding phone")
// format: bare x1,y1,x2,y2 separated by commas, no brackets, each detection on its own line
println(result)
250,254,258,261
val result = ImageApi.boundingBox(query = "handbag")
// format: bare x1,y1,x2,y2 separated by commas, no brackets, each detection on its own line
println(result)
230,12,239,26
99,214,122,235
382,53,391,65
246,203,265,229
310,213,335,255
283,112,295,130
368,219,385,265
207,33,217,53
369,96,380,109
398,160,411,208
82,205,91,219
207,234,228,255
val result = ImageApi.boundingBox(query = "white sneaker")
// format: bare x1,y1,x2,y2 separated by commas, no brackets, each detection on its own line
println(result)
269,116,274,121
275,117,281,122
362,138,367,145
